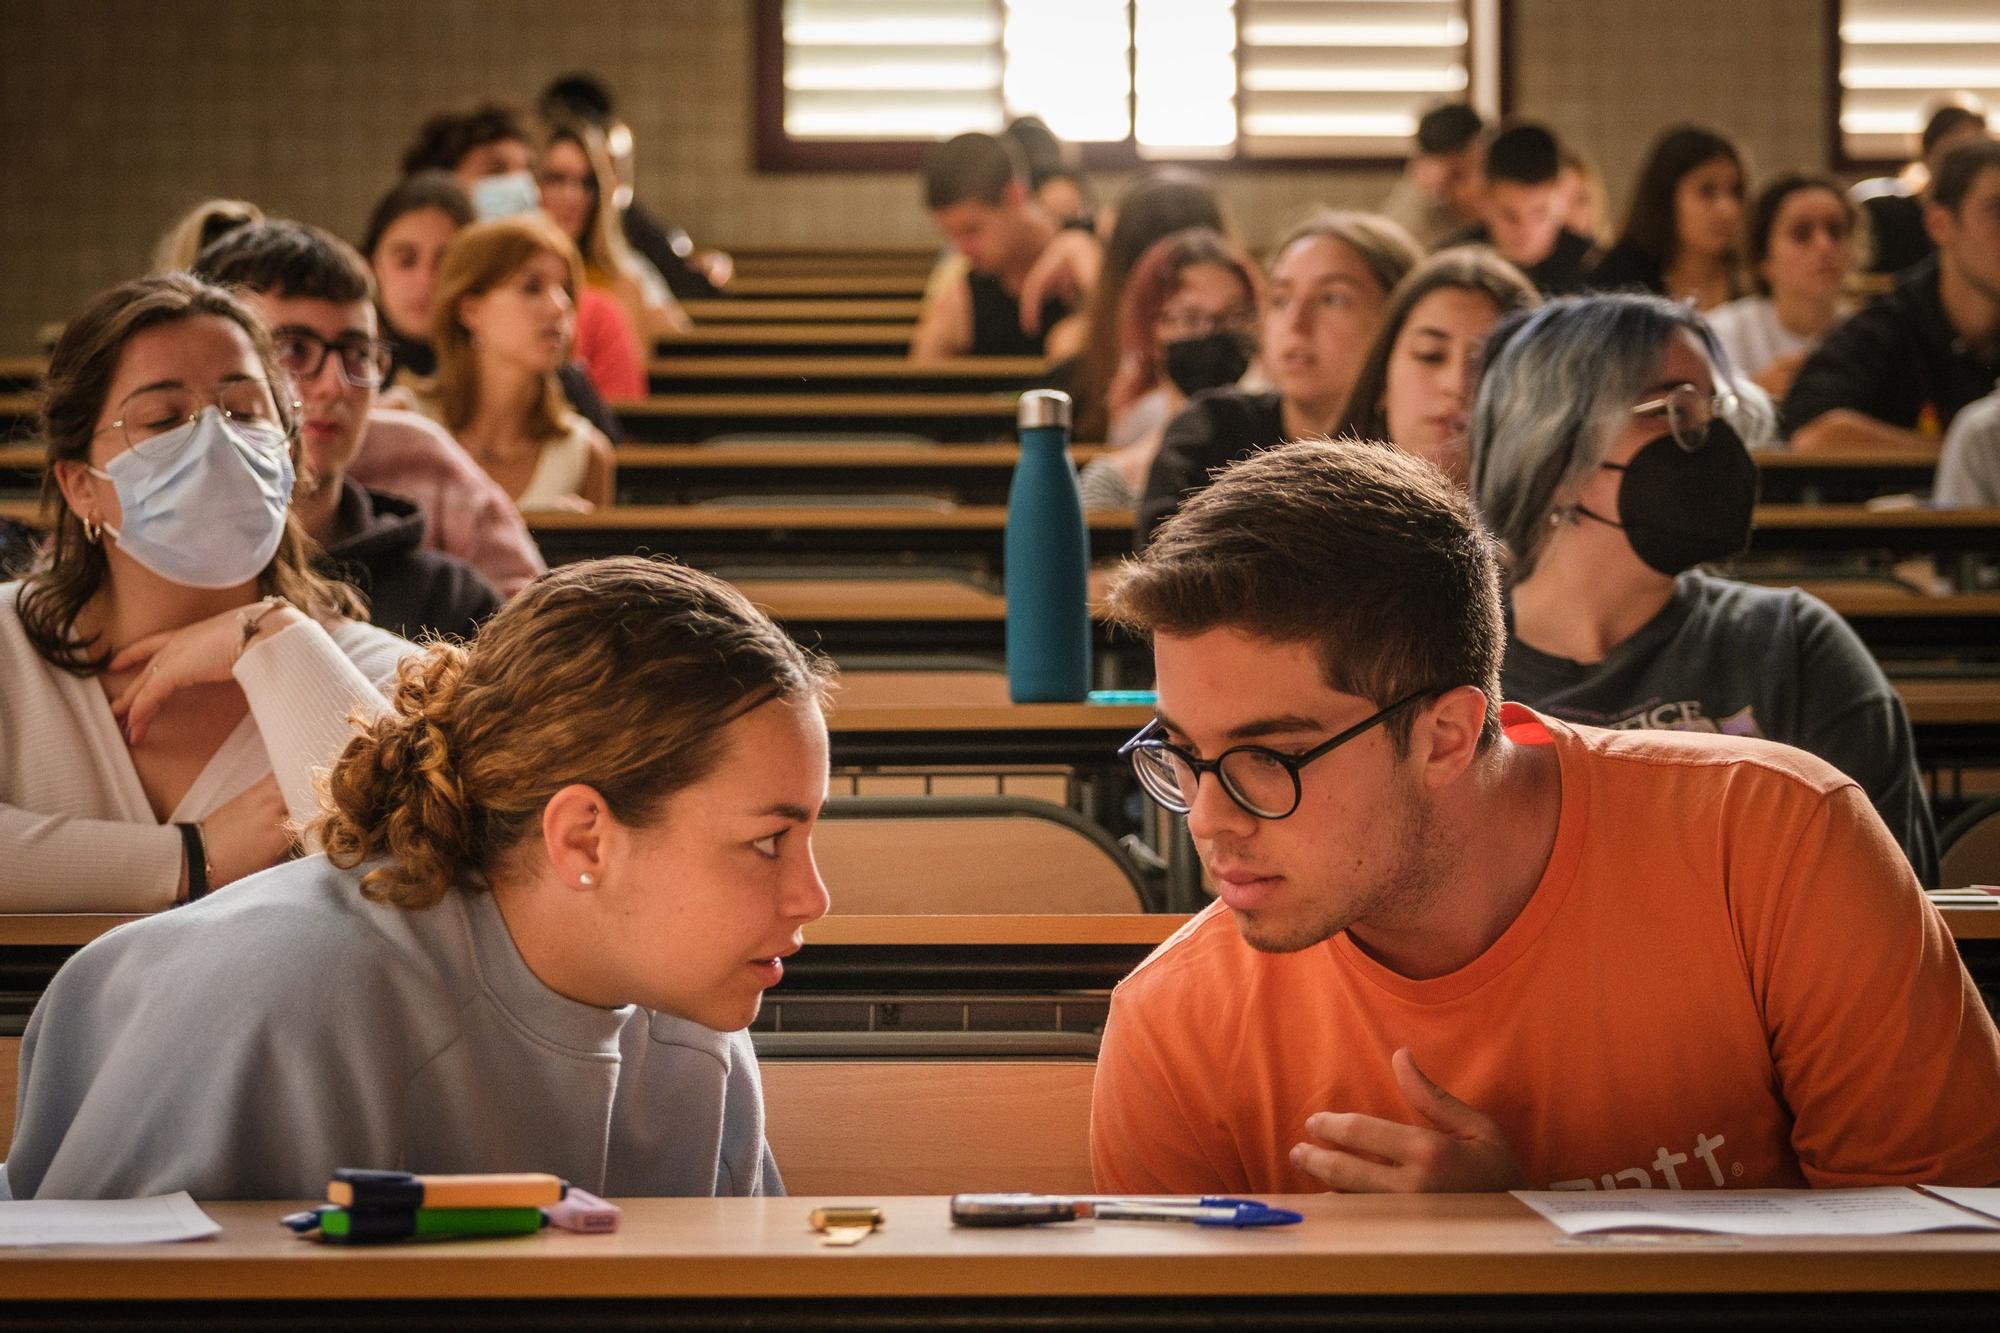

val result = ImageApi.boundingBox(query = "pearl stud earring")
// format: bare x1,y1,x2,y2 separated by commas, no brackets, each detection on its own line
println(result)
579,873,596,887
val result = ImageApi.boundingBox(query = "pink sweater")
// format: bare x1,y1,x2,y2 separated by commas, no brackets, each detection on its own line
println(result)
345,410,546,596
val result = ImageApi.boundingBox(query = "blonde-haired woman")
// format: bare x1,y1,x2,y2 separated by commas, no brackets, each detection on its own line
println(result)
539,121,691,359
1,274,410,912
412,215,615,511
7,557,834,1201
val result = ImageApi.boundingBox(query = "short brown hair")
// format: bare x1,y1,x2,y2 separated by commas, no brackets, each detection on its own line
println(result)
923,132,1025,210
430,214,583,439
316,557,835,910
1107,439,1504,750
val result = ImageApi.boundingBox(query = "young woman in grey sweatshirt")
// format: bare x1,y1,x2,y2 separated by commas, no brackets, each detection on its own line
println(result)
6,557,836,1201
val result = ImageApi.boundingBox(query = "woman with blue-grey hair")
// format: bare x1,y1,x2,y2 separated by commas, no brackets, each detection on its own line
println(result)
1468,292,1937,885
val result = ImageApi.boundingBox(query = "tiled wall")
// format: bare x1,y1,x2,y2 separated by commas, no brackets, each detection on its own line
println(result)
0,0,1832,351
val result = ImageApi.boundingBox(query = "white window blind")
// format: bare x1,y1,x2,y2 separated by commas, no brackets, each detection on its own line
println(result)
1239,0,1471,157
782,0,1005,140
1839,0,2000,163
778,0,1484,158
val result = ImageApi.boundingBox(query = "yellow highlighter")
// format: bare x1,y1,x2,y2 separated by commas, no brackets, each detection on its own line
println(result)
327,1169,566,1210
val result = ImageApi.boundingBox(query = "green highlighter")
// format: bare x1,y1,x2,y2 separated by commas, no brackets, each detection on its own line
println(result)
319,1206,544,1245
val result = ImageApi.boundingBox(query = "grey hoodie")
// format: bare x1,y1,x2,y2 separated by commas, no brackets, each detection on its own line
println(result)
5,857,780,1201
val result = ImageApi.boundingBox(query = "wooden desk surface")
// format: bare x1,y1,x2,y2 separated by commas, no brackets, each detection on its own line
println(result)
616,442,1103,469
1757,448,1941,470
679,298,923,323
724,275,930,298
656,322,915,347
736,576,1007,620
648,354,1046,378
1894,676,2000,725
1752,505,2000,530
525,504,1135,532
4,1194,1998,1302
618,392,1015,417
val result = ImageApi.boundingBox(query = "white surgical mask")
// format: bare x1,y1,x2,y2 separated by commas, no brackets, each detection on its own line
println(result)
472,170,540,221
89,406,294,589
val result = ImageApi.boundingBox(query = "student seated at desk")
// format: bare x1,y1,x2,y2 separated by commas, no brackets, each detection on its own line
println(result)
399,103,661,401
1078,227,1259,511
1090,440,2000,1195
405,215,616,512
5,557,834,1201
1470,294,1935,883
0,274,408,913
191,219,501,641
1586,125,1746,312
1851,98,1988,279
912,132,1077,361
1379,101,1487,251
1938,386,2000,507
1784,139,2000,453
1061,171,1231,444
1441,122,1597,297
1704,174,1857,401
361,170,624,447
1329,247,1538,485
1138,211,1420,543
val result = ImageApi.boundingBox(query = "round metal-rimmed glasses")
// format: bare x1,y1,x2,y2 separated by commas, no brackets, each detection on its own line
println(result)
1628,382,1739,453
1117,689,1435,821
93,379,293,461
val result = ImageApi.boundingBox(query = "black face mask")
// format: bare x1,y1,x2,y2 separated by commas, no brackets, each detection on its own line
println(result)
1574,419,1758,576
1162,330,1254,398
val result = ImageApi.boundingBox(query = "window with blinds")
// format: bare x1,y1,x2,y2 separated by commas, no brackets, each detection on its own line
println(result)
1239,0,1472,157
765,0,1485,165
1838,0,2000,165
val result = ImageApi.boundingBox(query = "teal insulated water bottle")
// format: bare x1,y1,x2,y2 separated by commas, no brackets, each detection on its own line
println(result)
1006,389,1091,702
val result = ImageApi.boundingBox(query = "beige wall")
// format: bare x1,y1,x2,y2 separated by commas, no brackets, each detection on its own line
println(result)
0,0,1831,351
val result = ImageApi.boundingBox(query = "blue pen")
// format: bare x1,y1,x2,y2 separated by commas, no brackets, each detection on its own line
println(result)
1091,1200,1302,1227
950,1193,1302,1228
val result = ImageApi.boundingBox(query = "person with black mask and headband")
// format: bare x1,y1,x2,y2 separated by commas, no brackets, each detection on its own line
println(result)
0,274,414,912
1469,293,1937,885
1078,229,1260,511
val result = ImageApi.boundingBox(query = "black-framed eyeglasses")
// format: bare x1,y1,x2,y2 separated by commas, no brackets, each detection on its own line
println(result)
273,329,392,389
1117,689,1436,821
1629,382,1738,453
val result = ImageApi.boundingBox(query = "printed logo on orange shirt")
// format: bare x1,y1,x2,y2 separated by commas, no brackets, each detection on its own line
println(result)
1548,1132,1740,1191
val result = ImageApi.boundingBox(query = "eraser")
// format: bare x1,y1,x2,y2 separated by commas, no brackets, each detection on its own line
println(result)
543,1187,621,1233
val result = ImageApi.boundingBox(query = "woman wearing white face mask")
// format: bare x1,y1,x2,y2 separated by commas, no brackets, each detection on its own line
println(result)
1,274,414,912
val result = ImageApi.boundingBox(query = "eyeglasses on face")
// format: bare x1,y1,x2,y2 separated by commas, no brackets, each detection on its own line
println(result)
1629,382,1739,453
1117,689,1436,821
273,329,392,389
94,379,294,459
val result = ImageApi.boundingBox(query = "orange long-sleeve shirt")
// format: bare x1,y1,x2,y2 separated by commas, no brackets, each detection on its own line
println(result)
1092,706,2000,1193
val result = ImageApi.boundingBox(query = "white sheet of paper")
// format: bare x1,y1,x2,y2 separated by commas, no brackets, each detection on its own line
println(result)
1511,1188,2000,1237
0,1192,221,1246
1925,1187,2000,1221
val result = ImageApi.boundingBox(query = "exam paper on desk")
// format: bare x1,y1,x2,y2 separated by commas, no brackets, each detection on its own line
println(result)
1512,1187,2000,1237
1926,1187,2000,1221
0,1191,220,1246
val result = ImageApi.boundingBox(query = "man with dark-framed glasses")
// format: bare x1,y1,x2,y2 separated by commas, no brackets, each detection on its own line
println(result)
1091,439,2000,1195
193,220,504,641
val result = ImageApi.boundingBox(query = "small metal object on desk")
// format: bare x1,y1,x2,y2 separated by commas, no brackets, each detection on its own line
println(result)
810,1205,884,1247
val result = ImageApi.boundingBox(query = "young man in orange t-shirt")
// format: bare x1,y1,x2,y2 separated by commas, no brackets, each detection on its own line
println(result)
1092,439,2000,1194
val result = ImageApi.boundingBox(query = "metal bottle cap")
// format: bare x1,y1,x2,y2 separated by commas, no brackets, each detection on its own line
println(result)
1017,389,1072,431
